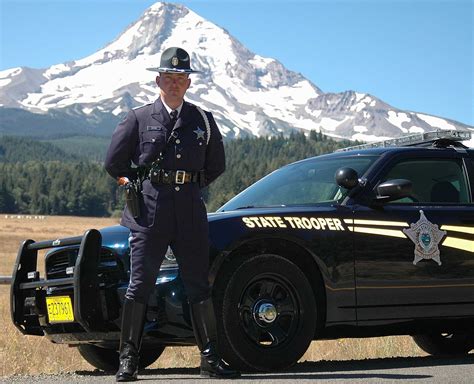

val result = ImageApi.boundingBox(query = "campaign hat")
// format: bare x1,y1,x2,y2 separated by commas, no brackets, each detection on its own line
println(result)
147,47,200,73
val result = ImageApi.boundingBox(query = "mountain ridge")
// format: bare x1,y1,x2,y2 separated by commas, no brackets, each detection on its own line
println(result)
0,1,472,144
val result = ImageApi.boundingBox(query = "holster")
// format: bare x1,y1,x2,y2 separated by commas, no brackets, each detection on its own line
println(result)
125,185,140,219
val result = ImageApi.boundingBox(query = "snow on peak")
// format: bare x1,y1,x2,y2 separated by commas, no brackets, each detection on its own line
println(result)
146,2,165,13
9,0,322,137
0,1,471,142
416,113,456,130
0,67,23,78
386,110,410,132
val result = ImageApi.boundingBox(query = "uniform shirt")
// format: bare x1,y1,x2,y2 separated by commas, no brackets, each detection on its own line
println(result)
161,97,183,119
104,97,225,233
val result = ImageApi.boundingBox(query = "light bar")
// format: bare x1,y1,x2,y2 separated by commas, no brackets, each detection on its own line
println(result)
337,129,472,152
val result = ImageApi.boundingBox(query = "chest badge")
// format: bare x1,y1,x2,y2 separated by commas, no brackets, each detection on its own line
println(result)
403,210,446,266
193,127,205,141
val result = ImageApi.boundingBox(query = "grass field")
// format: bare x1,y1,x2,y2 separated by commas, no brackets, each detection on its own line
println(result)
0,214,425,377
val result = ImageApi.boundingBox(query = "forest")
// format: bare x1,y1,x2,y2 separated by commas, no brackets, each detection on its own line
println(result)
0,132,354,216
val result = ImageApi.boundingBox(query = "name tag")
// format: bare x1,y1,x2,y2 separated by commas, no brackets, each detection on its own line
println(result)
147,126,162,131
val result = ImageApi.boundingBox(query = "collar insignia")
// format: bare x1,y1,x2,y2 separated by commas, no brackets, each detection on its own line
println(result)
193,127,205,140
403,210,446,266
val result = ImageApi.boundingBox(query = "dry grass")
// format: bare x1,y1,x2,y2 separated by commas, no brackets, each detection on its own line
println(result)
0,214,424,377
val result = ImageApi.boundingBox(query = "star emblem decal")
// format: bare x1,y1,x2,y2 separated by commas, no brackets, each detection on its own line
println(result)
193,127,205,141
403,210,446,266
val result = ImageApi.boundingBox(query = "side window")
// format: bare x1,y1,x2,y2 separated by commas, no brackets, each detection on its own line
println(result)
380,158,470,204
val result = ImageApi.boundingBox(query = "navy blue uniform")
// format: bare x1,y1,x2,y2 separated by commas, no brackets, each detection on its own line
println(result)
105,98,225,303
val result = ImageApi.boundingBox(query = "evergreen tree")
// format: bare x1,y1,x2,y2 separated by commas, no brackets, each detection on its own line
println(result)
0,133,356,216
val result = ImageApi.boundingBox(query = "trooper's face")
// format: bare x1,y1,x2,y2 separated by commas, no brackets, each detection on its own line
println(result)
156,73,191,102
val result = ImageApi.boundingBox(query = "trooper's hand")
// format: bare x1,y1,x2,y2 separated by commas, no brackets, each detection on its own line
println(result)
117,177,130,186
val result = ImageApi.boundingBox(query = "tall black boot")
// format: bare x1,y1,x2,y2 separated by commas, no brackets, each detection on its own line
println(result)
116,298,147,382
190,298,241,379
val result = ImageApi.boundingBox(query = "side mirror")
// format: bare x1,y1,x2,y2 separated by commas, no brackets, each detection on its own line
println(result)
335,167,359,189
376,179,412,201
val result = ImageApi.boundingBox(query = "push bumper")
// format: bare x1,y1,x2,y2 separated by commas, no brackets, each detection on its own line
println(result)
10,229,105,335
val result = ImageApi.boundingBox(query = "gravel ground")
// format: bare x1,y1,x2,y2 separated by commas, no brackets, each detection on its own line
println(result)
2,355,474,384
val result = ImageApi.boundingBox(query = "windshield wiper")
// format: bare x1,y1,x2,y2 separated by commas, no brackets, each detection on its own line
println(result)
234,204,286,210
234,205,256,210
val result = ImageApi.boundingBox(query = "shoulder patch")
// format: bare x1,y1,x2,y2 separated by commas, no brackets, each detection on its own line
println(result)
131,103,154,120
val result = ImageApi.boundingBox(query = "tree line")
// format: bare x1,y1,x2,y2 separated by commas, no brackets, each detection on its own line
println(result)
0,161,117,216
0,132,353,216
0,136,79,162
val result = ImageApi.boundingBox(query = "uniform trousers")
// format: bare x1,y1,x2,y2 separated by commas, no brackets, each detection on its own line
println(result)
125,204,211,305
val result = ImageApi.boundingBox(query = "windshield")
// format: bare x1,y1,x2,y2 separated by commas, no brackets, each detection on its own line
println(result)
219,155,377,211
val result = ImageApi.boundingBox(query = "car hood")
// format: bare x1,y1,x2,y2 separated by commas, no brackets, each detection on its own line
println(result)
208,205,338,221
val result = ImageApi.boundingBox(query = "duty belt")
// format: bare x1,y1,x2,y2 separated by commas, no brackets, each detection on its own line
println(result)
149,169,201,185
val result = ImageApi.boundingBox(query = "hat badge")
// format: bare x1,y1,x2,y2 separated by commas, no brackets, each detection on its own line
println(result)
171,56,179,67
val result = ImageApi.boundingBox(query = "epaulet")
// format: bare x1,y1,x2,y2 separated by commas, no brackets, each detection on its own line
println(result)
119,103,152,121
188,102,211,145
132,103,152,111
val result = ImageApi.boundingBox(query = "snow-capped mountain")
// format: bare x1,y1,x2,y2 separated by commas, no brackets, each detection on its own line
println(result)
0,2,472,143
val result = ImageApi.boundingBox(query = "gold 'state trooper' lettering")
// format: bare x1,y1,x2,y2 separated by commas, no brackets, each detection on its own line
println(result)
242,216,345,231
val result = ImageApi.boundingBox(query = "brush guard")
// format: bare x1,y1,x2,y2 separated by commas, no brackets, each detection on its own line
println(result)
10,229,105,335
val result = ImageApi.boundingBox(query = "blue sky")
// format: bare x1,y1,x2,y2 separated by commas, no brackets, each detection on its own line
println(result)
0,0,472,125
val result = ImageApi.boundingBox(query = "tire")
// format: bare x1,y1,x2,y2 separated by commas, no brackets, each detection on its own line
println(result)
412,333,474,356
77,344,165,372
219,254,317,371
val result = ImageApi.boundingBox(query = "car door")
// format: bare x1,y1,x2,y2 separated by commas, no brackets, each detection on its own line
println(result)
352,151,474,322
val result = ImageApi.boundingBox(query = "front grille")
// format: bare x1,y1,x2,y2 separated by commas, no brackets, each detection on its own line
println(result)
46,249,78,279
45,248,122,280
99,249,118,268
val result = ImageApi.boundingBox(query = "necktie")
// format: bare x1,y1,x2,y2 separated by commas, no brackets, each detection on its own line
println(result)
170,110,178,126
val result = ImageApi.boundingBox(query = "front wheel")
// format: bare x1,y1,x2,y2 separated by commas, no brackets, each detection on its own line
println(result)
220,254,317,371
77,344,165,372
412,333,474,356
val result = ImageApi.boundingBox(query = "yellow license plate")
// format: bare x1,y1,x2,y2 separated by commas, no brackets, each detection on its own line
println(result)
46,296,74,323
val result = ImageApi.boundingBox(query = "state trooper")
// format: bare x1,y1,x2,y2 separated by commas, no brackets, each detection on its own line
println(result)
105,47,240,381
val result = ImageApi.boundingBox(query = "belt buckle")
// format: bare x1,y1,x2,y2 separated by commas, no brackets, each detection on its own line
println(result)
175,170,185,184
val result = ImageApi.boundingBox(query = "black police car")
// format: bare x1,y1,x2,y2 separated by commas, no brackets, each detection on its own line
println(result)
10,130,474,372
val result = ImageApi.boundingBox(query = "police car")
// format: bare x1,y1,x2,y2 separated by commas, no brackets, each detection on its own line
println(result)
10,129,474,372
